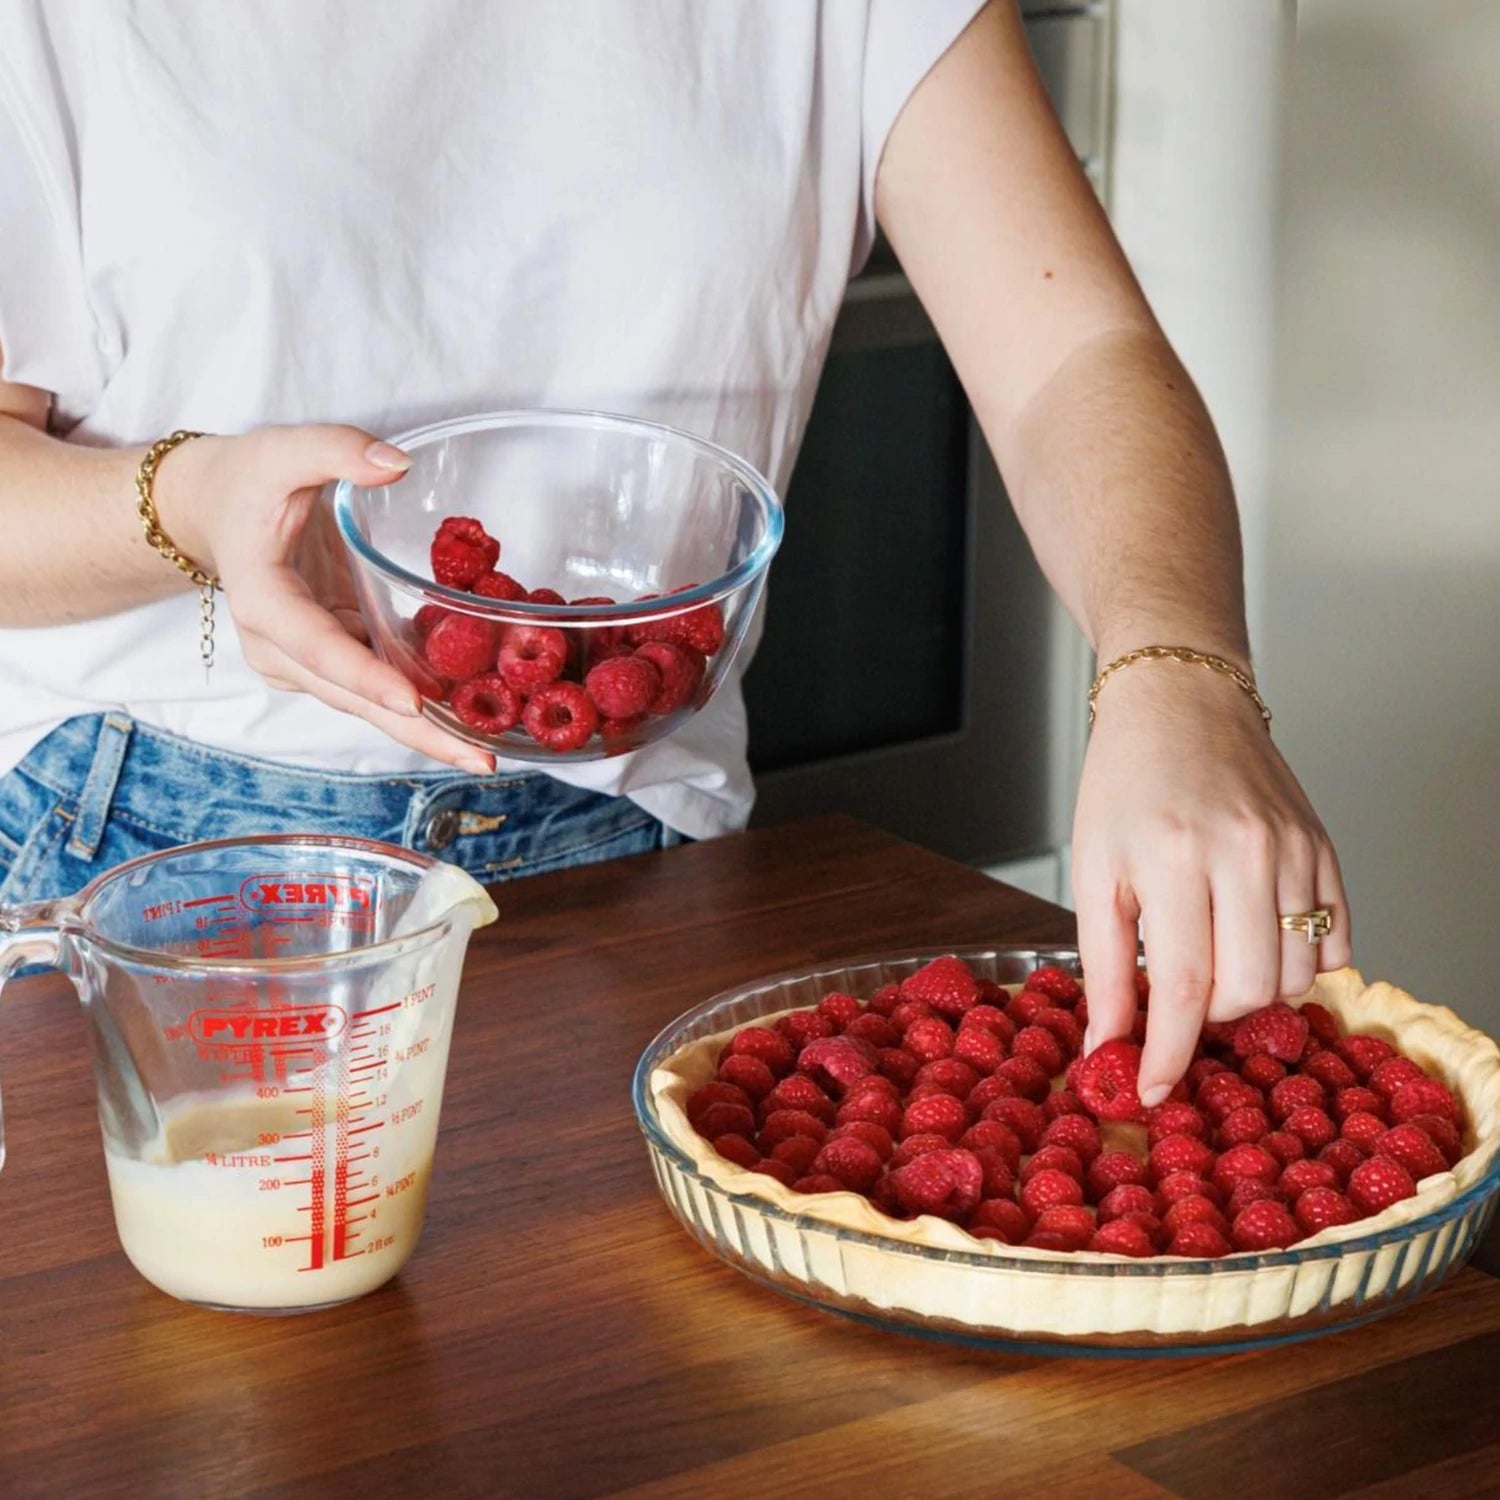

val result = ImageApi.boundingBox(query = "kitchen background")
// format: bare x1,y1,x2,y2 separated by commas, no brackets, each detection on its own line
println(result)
749,0,1500,1038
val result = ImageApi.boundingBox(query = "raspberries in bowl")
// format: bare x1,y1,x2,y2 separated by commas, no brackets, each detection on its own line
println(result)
635,949,1500,1351
333,410,782,761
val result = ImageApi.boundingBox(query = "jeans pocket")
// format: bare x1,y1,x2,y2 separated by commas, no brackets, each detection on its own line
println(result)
0,803,75,907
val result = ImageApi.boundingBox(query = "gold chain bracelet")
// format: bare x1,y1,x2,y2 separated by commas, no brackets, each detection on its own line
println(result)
1088,645,1272,729
135,430,219,671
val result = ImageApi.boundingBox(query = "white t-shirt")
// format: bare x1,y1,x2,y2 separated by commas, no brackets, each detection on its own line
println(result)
0,0,983,839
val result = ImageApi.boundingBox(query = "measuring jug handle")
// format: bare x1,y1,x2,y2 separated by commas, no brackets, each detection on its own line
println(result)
0,899,71,1173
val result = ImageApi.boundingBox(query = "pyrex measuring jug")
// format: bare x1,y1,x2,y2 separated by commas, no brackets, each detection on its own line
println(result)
0,834,496,1313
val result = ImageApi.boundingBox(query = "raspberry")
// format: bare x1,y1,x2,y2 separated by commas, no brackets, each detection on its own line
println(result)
1294,1186,1361,1235
1302,1050,1357,1093
430,516,499,588
1039,1113,1102,1166
1231,1199,1303,1251
1019,1168,1085,1219
1279,1158,1340,1199
584,654,662,720
423,613,500,679
775,1010,835,1050
770,1136,821,1176
1198,1072,1262,1123
1341,1111,1387,1153
632,640,706,713
1020,1145,1085,1185
750,1159,796,1188
695,1102,756,1140
711,1133,760,1169
914,1058,980,1100
1167,1223,1234,1258
1097,1184,1158,1223
1069,1039,1146,1122
757,1109,829,1149
1390,1076,1462,1127
686,1082,753,1130
1087,1150,1149,1202
953,1026,1006,1073
889,1148,984,1219
760,1077,834,1124
958,1120,1023,1170
1148,1133,1216,1184
867,982,903,1017
958,1004,1014,1043
868,1175,904,1217
966,1075,1014,1114
844,1013,899,1050
499,624,568,694
1337,1033,1398,1080
1332,1086,1385,1122
716,1053,776,1101
728,1025,796,1077
627,587,726,656
1317,1139,1367,1185
449,673,522,734
1224,1178,1280,1220
889,1132,953,1169
877,1048,922,1090
836,1091,903,1136
1043,1089,1088,1122
1281,1105,1337,1154
1212,1143,1280,1194
1261,1130,1307,1165
1217,1105,1271,1147
968,1198,1031,1243
413,604,446,639
1032,1008,1085,1056
471,569,527,601
899,1093,968,1143
1024,965,1084,1004
526,587,566,605
523,680,598,750
796,1035,878,1096
1232,1001,1310,1062
982,1097,1047,1151
902,1016,955,1064
971,1146,1016,1198
791,1173,847,1195
1348,1154,1417,1215
1161,1195,1229,1238
1365,1056,1422,1101
1147,1102,1210,1147
993,1056,1052,1103
1240,1053,1288,1092
815,992,862,1030
1157,1171,1223,1209
1030,1205,1096,1250
1012,1025,1066,1077
1187,1057,1230,1091
889,999,935,1034
597,714,644,746
900,956,982,1019
810,1136,884,1192
1268,1074,1326,1123
1005,989,1054,1027
1406,1113,1464,1166
1089,1219,1156,1257
1201,1019,1239,1051
1300,1001,1343,1047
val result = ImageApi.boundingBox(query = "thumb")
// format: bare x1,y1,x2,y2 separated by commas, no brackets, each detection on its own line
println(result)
251,422,412,491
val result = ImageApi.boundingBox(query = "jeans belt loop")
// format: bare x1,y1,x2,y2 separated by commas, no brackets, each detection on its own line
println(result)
67,713,134,860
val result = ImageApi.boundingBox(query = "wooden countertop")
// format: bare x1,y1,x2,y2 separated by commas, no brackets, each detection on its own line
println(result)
1,816,1496,1499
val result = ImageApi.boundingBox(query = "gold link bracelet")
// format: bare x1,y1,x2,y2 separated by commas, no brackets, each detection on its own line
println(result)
1087,645,1272,729
134,430,219,670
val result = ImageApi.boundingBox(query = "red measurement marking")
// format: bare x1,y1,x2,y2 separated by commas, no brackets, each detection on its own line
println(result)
348,1121,384,1136
348,1060,387,1074
183,894,234,908
344,1193,378,1208
359,1001,403,1018
273,1154,313,1164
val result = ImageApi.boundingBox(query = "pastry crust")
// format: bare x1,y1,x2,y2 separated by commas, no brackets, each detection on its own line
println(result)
648,969,1500,1338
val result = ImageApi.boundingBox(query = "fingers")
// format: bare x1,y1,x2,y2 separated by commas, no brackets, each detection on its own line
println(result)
1135,864,1213,1107
1073,859,1140,1055
244,422,411,491
1316,837,1354,972
1275,828,1321,1003
1205,825,1281,1023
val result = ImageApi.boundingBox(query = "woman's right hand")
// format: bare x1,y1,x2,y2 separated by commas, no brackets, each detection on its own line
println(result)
154,423,495,774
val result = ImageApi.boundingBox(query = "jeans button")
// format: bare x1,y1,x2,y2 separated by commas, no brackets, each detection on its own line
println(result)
424,808,461,850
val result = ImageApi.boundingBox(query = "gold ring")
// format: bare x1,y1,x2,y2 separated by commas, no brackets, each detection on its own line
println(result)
1279,908,1333,944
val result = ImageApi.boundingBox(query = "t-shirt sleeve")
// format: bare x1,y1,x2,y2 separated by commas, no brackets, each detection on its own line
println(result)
0,34,104,416
857,0,989,264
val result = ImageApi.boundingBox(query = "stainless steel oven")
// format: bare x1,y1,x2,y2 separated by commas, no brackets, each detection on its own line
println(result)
746,0,1111,874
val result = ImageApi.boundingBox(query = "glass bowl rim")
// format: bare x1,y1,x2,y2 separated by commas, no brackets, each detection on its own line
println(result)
632,943,1500,1280
332,407,786,621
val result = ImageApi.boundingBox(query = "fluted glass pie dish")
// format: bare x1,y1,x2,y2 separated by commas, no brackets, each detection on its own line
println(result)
632,948,1500,1356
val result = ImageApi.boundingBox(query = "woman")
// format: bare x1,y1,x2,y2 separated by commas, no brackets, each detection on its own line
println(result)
0,1,1348,1099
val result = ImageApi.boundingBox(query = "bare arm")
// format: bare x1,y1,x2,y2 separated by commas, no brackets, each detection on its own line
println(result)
876,2,1349,1098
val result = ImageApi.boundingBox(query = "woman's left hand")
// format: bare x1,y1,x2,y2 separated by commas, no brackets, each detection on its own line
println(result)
1071,662,1352,1106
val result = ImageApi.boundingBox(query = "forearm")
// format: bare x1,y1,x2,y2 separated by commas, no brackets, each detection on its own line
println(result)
0,413,178,626
996,326,1251,667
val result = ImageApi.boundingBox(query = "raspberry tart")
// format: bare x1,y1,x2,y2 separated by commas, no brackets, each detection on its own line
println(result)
635,949,1500,1352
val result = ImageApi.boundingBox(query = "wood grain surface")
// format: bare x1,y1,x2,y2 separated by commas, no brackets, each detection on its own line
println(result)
0,816,1494,1500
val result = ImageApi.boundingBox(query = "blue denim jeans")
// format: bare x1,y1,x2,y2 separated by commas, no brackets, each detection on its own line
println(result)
0,714,678,907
